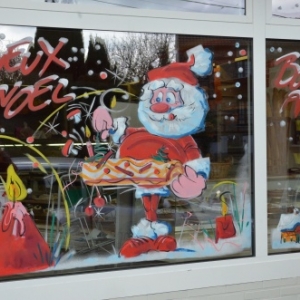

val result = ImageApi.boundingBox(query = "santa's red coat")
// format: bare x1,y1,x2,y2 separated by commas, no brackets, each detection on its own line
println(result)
119,128,201,163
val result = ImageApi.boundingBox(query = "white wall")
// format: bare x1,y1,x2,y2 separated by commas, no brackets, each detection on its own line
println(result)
109,277,300,300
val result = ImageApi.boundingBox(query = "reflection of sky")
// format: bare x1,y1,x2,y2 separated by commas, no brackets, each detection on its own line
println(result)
272,0,300,18
0,26,165,66
9,0,300,19
0,25,36,48
32,0,245,15
0,25,125,58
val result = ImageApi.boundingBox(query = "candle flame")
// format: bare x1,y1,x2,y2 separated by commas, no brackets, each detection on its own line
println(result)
85,125,91,138
221,194,228,216
111,95,117,108
5,164,27,201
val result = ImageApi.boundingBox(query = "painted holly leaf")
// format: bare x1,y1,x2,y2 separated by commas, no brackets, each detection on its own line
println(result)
152,146,170,162
85,125,91,139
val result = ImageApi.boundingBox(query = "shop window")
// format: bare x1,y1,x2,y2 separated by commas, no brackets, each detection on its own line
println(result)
36,0,246,15
266,39,300,254
272,0,300,18
0,25,253,280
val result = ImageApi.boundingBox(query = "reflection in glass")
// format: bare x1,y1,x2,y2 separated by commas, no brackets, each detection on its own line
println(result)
267,39,300,253
272,0,300,18
38,0,246,15
0,25,253,280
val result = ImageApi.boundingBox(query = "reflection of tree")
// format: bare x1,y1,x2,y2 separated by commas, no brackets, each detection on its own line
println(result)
0,38,22,85
21,28,116,155
86,35,110,74
82,35,113,89
0,54,22,85
106,33,175,83
16,27,86,133
25,27,85,84
0,28,177,151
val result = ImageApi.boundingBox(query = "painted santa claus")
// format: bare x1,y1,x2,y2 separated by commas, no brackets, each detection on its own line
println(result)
92,44,213,257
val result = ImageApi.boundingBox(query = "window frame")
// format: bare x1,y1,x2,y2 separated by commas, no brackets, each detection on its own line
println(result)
1,1,299,299
0,0,252,24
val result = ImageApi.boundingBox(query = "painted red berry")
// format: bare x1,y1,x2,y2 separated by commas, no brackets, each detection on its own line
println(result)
94,196,106,208
100,72,107,79
26,136,34,144
32,162,39,168
84,206,94,216
239,49,247,56
104,168,110,174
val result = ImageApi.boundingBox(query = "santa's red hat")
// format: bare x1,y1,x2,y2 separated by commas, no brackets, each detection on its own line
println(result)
148,56,198,85
147,45,213,86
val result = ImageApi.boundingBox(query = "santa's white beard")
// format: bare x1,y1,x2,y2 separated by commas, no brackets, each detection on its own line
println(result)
138,96,207,138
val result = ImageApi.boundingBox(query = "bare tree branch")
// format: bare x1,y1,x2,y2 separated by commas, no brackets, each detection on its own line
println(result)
106,33,175,83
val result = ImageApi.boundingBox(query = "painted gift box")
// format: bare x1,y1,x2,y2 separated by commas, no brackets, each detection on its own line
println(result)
215,214,236,243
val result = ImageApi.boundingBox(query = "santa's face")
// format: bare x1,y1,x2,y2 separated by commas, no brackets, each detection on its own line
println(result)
150,88,183,119
138,79,209,138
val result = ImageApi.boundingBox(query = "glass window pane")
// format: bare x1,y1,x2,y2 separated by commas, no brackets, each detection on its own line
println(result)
266,39,300,254
0,25,253,280
272,0,300,18
32,0,246,15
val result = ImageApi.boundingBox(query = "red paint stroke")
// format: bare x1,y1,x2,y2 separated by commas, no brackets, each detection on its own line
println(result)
0,37,69,77
2,202,28,236
20,51,43,76
0,202,52,276
0,75,73,119
188,233,204,250
95,150,115,168
115,165,134,177
274,52,300,90
51,79,75,104
188,233,241,252
205,236,241,252
139,163,152,174
0,37,34,73
37,37,70,77
280,90,300,118
0,37,74,119
215,215,236,243
85,177,167,186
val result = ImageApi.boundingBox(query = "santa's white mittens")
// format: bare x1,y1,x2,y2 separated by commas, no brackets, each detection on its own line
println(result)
185,157,210,178
131,218,170,238
110,116,128,144
186,45,213,77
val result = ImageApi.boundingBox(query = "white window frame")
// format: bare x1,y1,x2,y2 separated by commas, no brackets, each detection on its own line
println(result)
0,1,299,299
0,0,252,25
